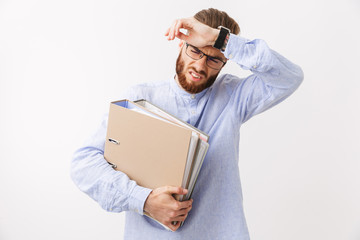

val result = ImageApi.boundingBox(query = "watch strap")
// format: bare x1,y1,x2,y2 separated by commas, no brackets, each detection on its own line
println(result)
213,26,230,51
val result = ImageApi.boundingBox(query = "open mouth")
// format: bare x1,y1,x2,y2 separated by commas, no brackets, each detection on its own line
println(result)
189,70,203,82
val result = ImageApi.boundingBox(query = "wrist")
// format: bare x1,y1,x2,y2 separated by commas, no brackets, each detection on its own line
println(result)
143,190,153,213
213,26,231,51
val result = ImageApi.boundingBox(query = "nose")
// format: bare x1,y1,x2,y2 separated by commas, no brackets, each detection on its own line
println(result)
193,55,208,72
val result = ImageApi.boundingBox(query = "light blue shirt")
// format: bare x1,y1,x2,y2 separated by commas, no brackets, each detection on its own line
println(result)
71,34,303,240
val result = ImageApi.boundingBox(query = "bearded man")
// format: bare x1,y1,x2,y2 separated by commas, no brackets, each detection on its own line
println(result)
71,8,303,240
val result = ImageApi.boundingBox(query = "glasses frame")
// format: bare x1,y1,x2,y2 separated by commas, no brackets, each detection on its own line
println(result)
185,43,226,70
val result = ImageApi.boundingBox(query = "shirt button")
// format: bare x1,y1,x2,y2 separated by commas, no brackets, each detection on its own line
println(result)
191,94,195,99
229,54,233,59
191,110,196,115
252,65,257,69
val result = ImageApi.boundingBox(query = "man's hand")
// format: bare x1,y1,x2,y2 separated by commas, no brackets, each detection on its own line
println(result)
165,17,219,48
143,186,193,231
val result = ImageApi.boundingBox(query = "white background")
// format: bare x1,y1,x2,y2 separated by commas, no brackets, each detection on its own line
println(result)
0,0,359,239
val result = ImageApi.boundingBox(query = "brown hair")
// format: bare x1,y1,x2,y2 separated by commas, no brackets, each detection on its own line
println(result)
194,8,240,35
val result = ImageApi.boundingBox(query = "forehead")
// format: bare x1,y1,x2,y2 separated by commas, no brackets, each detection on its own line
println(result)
193,45,225,60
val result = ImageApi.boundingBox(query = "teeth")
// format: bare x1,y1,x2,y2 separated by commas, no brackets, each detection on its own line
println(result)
191,72,200,79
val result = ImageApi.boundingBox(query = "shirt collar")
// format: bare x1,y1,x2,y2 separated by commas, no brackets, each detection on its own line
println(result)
169,75,209,100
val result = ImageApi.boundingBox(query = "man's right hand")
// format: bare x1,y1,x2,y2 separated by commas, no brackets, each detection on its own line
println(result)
143,186,193,231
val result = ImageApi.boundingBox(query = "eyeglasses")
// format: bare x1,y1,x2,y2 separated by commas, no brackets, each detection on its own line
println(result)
185,43,226,70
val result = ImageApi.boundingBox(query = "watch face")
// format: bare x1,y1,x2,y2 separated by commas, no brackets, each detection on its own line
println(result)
218,26,231,33
214,26,230,50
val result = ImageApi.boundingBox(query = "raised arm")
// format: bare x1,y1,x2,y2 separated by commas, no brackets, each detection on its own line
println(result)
166,17,304,123
225,35,303,123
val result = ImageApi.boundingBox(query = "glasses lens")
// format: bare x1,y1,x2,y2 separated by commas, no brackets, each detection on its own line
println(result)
186,45,202,60
185,44,224,70
206,57,223,70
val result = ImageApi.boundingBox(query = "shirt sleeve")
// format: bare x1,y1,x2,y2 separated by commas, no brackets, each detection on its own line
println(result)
223,34,304,123
70,93,152,215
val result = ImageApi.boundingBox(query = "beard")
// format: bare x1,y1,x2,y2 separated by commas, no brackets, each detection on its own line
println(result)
175,51,219,94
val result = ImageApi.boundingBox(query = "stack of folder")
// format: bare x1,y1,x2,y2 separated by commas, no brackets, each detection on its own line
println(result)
103,99,209,228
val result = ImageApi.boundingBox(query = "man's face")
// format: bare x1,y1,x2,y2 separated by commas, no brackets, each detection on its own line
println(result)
175,44,225,94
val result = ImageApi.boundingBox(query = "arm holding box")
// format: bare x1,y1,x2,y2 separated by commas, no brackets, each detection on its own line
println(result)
71,113,193,231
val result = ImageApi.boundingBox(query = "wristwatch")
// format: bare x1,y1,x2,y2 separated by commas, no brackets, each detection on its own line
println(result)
213,26,230,52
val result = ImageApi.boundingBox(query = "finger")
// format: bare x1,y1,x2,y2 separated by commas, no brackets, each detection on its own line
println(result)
184,204,192,213
167,221,181,231
175,32,189,41
172,213,188,222
169,27,177,40
174,19,182,37
164,27,170,36
168,20,178,40
176,17,193,30
177,205,192,217
165,186,188,195
167,26,173,40
177,199,193,209
175,207,190,217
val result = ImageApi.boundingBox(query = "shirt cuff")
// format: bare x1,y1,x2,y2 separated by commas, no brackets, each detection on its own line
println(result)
128,185,152,215
222,34,247,60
